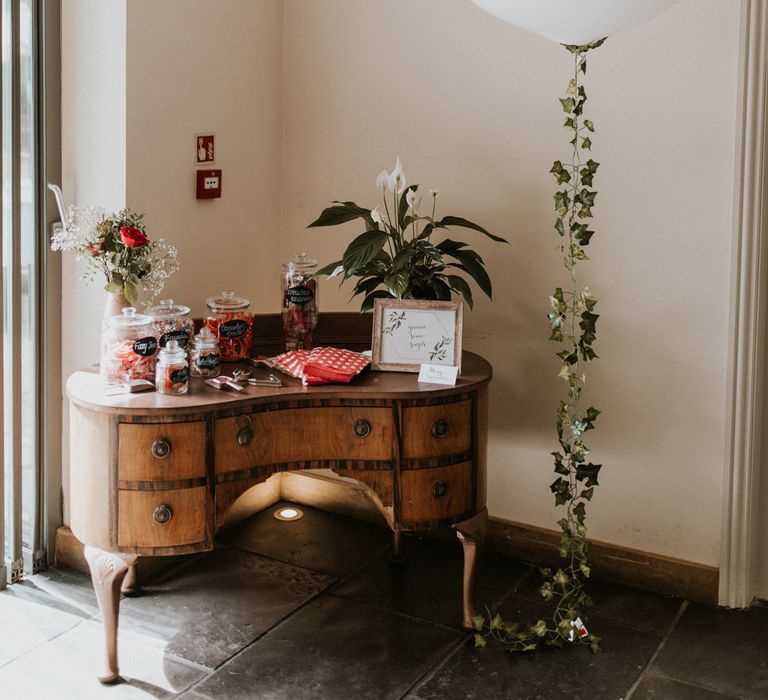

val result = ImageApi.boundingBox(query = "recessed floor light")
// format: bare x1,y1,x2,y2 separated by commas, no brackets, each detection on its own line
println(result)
273,506,304,522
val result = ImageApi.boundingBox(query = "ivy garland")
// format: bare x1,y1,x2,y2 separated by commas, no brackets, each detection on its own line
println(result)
474,38,606,654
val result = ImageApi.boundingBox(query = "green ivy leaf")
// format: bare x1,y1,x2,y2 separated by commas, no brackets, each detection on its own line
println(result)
583,119,595,132
559,97,575,113
581,136,592,150
472,615,485,631
474,634,487,648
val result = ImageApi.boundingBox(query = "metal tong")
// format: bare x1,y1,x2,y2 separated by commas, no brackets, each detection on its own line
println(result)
205,368,282,392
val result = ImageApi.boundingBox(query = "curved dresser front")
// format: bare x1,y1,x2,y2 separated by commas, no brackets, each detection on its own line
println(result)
66,351,491,683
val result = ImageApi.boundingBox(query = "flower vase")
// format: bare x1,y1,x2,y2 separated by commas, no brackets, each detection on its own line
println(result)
104,290,130,322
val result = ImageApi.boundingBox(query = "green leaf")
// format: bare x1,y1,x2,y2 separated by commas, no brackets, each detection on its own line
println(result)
430,276,452,301
104,281,122,294
583,119,595,132
308,202,370,228
123,282,137,305
581,136,592,150
341,230,389,274
352,276,384,297
360,289,392,312
435,215,508,243
576,462,602,487
472,615,485,632
447,275,474,309
550,161,571,185
490,613,503,630
474,634,487,648
554,191,570,214
316,260,343,276
559,97,575,113
446,249,492,299
563,117,576,130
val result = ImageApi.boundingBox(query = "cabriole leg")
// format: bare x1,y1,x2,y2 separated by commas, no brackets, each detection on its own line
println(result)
84,546,138,684
453,507,488,629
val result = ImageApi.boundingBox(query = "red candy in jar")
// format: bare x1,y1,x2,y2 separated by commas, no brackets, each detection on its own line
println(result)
100,307,158,385
205,290,253,361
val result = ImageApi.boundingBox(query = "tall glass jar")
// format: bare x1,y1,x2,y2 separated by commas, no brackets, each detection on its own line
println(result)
100,307,158,385
190,326,221,378
282,252,318,351
146,299,194,351
204,290,253,361
155,339,189,395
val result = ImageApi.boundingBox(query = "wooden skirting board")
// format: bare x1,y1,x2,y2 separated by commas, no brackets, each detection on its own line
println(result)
56,470,718,605
486,517,719,605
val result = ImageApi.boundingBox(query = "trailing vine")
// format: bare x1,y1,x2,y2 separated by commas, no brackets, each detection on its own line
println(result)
473,38,605,654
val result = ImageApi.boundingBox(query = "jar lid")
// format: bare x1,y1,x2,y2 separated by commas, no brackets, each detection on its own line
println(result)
107,307,153,328
159,339,187,362
194,326,219,346
206,290,251,312
146,298,191,319
282,252,317,273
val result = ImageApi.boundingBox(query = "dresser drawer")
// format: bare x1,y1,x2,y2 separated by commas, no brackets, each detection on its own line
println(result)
400,462,472,522
215,408,393,474
117,487,207,548
401,401,472,459
118,422,206,482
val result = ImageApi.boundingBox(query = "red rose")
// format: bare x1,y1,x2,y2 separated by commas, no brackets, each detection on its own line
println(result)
120,226,148,248
86,241,105,256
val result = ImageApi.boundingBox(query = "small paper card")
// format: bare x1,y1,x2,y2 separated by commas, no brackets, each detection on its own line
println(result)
418,363,459,386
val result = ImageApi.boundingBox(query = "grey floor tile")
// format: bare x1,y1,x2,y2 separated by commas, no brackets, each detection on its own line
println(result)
332,532,530,630
0,585,87,668
190,595,464,700
28,564,101,618
514,571,683,636
218,500,391,576
410,595,662,700
651,602,768,699
118,546,334,669
633,672,742,699
0,618,205,699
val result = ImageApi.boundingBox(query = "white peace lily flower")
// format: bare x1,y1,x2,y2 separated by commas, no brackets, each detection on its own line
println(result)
390,157,406,193
370,206,384,225
429,189,439,199
405,189,420,210
375,170,390,191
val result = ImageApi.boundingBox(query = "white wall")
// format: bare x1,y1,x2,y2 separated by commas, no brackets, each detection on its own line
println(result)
281,0,740,566
60,0,742,569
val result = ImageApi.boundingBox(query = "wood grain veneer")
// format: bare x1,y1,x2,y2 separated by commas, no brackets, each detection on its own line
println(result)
118,421,206,482
117,487,208,549
400,461,473,522
400,400,472,460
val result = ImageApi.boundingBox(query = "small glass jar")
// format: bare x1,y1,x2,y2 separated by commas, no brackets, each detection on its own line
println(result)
190,326,221,378
282,252,318,351
101,307,158,385
146,299,194,351
155,339,189,395
205,290,253,361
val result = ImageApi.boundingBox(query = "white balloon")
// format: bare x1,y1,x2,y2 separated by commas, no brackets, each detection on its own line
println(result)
469,0,681,46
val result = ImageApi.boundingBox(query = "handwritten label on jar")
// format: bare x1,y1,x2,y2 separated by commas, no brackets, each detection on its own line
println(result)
219,319,248,338
133,337,158,357
195,353,221,370
170,367,189,384
286,285,314,306
160,329,190,348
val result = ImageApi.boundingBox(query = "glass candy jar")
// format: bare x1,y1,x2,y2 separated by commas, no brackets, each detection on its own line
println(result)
146,298,194,351
205,290,253,361
155,339,189,395
190,326,221,378
282,252,318,351
100,307,158,385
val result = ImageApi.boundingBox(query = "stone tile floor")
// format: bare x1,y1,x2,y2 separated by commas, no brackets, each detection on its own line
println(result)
0,502,766,699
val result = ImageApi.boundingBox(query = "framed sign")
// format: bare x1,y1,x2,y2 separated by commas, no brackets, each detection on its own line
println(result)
371,299,463,373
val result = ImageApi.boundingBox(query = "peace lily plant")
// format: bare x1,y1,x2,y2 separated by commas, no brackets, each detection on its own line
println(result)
309,158,508,310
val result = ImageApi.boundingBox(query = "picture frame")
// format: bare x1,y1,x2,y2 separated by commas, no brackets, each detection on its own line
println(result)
371,299,463,373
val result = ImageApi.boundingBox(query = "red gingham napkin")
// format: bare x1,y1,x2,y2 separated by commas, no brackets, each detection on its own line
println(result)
269,347,370,385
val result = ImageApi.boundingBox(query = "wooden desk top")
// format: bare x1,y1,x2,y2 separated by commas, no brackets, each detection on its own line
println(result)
66,351,492,416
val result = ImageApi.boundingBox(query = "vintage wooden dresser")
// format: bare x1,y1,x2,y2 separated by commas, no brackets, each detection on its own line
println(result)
66,334,491,683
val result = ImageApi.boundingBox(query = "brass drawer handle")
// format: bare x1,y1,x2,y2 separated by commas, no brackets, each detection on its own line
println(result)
432,419,449,438
151,438,172,459
153,504,173,525
353,419,371,438
432,481,449,499
235,415,253,446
